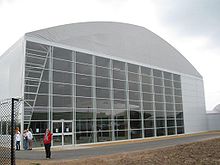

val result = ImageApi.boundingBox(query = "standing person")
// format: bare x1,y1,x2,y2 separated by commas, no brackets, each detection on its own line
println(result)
23,129,28,150
43,128,52,159
15,127,21,151
27,128,33,150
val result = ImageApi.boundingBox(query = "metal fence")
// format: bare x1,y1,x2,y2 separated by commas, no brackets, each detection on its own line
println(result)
0,98,21,165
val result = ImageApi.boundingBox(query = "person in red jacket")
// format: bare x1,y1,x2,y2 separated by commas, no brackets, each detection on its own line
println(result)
43,128,53,159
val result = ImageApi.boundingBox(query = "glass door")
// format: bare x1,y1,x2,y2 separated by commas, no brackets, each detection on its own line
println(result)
63,121,72,145
52,120,73,146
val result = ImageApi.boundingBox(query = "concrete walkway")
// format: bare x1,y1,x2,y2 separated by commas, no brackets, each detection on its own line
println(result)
16,132,220,160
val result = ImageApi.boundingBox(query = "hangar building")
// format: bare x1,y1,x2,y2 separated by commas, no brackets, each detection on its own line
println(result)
0,22,207,147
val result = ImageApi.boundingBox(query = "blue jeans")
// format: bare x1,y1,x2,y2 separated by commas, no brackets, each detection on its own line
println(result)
23,139,28,150
16,141,20,150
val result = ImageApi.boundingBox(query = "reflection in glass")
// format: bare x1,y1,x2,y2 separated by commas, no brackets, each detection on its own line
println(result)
76,97,93,108
114,89,126,100
96,99,111,109
95,56,110,68
53,47,72,61
115,130,128,140
53,108,73,120
141,66,151,75
76,52,92,64
143,93,153,102
154,77,163,86
167,120,175,127
155,111,165,119
130,110,141,119
167,127,176,135
76,86,92,97
143,102,153,110
131,129,142,139
177,120,184,126
177,127,184,134
97,131,112,142
53,59,72,72
128,72,139,82
128,63,139,73
114,120,128,130
129,91,140,101
156,128,165,136
144,120,154,128
129,82,140,91
76,120,93,132
53,96,72,107
113,60,125,70
113,110,127,120
64,122,72,132
113,100,127,109
35,95,48,107
96,67,110,78
155,94,164,102
76,132,94,144
97,110,112,120
113,80,126,89
97,120,111,131
76,74,92,86
113,70,126,80
130,120,142,129
53,83,72,95
163,72,172,80
142,84,152,93
53,135,62,146
76,108,93,120
173,74,181,81
53,71,72,84
156,120,165,127
144,129,154,137
164,80,172,87
96,88,110,98
96,77,110,88
76,63,92,75
143,111,154,119
154,86,164,94
153,69,162,77
129,101,141,110
64,135,72,145
176,112,183,119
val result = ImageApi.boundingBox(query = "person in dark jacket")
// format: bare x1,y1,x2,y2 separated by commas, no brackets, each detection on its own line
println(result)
43,128,53,159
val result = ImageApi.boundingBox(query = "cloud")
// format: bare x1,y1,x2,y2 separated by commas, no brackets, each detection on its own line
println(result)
153,0,220,47
0,0,16,5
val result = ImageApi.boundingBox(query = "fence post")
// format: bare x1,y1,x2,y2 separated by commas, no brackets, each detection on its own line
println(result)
11,98,19,165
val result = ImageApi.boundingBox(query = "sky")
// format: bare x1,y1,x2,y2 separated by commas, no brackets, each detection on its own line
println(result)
0,0,219,111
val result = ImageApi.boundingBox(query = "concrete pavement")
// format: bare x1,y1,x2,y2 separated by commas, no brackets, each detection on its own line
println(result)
16,131,220,160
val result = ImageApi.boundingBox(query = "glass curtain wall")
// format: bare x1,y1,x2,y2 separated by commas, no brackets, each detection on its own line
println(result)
24,41,51,147
24,41,184,147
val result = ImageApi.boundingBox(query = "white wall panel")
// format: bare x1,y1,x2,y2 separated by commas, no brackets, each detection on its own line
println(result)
0,38,25,100
182,75,208,133
207,113,220,131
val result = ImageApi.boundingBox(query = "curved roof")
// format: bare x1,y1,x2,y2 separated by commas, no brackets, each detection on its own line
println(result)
26,22,201,78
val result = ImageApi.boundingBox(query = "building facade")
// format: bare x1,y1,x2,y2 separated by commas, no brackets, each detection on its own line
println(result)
0,22,208,147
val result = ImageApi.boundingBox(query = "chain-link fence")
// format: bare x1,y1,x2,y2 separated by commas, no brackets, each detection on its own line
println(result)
0,98,21,165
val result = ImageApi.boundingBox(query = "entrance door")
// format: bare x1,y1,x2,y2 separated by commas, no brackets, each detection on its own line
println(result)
52,120,73,146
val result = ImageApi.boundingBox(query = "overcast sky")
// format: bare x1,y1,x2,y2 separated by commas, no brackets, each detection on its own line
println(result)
0,0,219,111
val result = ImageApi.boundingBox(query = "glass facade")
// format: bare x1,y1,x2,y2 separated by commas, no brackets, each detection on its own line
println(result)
24,41,184,147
